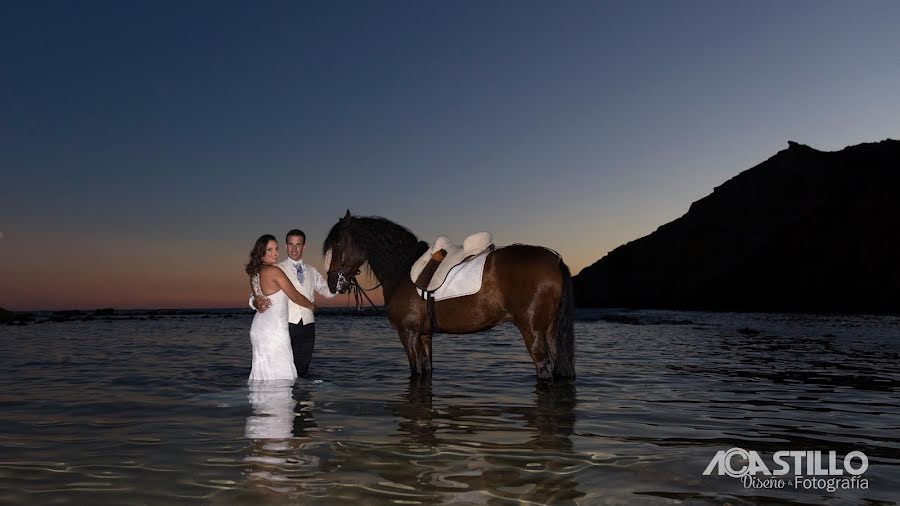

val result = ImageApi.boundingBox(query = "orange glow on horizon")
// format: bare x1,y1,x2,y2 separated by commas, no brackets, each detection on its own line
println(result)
0,224,604,312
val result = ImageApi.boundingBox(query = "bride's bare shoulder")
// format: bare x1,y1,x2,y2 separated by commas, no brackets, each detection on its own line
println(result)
260,264,286,277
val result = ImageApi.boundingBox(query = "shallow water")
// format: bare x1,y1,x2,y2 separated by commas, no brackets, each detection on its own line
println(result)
0,309,898,505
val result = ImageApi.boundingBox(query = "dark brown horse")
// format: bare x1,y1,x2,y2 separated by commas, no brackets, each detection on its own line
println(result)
322,211,575,380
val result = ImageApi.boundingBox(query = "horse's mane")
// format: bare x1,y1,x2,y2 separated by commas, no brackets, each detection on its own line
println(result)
324,215,429,289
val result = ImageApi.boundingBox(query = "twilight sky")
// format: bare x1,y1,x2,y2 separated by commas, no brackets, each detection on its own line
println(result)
2,1,899,310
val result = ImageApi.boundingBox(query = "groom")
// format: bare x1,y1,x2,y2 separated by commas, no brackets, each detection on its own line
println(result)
253,229,335,376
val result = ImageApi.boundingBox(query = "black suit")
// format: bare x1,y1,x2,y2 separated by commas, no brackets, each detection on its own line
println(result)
289,320,316,377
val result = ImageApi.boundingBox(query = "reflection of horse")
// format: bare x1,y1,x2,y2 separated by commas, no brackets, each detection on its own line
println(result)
528,379,578,452
392,377,438,447
389,378,583,504
323,211,576,379
394,378,578,450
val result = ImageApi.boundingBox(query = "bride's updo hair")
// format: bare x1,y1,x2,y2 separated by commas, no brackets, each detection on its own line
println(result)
246,234,277,276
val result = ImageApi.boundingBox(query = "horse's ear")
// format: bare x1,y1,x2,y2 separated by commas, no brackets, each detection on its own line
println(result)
343,210,352,222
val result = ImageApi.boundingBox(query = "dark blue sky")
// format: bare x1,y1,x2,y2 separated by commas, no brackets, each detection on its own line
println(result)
2,1,899,309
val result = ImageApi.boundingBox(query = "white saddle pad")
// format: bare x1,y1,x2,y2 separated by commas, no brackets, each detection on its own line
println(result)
410,232,492,291
416,249,490,301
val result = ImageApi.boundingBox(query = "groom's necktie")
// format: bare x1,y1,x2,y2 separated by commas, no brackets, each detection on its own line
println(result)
295,263,304,284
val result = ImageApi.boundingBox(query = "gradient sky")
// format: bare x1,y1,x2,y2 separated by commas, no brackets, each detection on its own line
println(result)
2,1,899,310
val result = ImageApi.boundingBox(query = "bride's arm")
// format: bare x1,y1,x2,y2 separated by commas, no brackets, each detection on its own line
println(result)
271,269,314,309
249,277,271,313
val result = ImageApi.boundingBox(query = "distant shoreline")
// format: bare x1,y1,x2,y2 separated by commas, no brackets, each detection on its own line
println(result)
0,306,388,325
3,306,897,328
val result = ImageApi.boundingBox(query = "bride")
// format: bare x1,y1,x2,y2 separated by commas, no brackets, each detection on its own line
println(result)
245,234,314,382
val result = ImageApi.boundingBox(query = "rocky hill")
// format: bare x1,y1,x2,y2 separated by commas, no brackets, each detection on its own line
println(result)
573,140,900,313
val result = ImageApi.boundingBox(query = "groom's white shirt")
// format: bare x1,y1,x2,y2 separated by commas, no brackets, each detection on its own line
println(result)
275,257,334,325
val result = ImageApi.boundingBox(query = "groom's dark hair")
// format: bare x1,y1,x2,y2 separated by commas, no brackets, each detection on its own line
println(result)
286,229,306,243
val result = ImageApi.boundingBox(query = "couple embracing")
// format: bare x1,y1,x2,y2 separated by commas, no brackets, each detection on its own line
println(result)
244,230,335,382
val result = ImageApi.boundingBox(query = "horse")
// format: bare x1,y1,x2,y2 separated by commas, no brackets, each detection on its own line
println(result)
322,210,575,380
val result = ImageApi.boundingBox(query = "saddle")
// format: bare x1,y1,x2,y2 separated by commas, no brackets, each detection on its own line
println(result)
410,232,493,292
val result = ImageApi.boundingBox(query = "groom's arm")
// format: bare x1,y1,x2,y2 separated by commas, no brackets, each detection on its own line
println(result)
249,294,271,312
312,268,337,299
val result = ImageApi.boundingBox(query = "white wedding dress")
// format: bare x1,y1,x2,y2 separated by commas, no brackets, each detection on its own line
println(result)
249,274,297,382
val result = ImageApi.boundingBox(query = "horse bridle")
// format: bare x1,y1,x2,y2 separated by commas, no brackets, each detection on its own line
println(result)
326,247,381,308
335,269,382,309
335,269,358,293
328,263,381,309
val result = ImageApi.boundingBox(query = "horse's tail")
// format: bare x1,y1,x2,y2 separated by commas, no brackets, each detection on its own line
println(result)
554,259,576,377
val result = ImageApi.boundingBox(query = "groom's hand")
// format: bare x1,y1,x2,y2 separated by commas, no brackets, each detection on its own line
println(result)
253,295,271,313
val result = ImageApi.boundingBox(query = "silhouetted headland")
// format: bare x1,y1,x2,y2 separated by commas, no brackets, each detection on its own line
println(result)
574,139,900,314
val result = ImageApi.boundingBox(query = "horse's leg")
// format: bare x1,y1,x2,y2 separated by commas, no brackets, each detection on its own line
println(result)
398,329,433,377
507,259,565,380
417,332,433,376
514,320,554,380
398,329,417,375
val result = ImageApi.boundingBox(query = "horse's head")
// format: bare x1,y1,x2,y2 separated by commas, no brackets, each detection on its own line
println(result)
323,210,365,294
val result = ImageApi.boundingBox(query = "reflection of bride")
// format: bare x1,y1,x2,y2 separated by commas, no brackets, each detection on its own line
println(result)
242,380,322,501
245,379,297,440
243,380,298,499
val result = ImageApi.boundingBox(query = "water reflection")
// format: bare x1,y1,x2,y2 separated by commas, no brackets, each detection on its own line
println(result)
386,378,585,504
495,380,583,505
393,376,437,447
528,380,578,452
242,380,321,502
4,312,900,504
245,379,296,440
